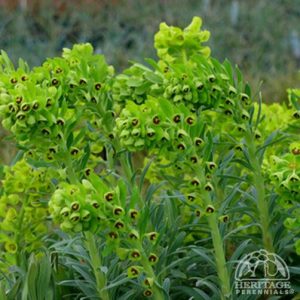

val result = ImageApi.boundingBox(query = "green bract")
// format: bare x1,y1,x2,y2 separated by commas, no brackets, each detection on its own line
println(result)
154,16,211,62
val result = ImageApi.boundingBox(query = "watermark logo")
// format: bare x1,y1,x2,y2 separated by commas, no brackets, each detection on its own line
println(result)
234,249,294,296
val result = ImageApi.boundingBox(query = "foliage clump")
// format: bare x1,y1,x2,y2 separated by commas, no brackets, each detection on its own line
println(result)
0,17,299,300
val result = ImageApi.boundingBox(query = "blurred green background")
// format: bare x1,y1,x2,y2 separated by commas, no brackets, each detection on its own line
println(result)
0,0,300,163
1,0,300,101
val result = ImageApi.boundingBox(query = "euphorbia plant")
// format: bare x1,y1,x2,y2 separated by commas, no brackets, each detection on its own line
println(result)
0,17,299,300
0,159,58,269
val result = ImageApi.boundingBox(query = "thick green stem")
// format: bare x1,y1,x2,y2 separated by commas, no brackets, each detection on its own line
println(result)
203,190,231,299
245,131,274,253
207,213,231,299
85,231,110,300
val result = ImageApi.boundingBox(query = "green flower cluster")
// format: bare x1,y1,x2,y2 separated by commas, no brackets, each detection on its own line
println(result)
255,103,293,134
162,61,252,114
113,55,252,119
49,174,123,233
0,159,57,269
154,16,211,62
268,148,300,205
266,142,300,254
0,44,113,163
115,97,205,153
113,16,252,131
49,174,160,295
145,151,223,220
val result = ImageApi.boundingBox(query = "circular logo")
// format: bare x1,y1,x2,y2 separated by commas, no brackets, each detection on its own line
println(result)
235,249,290,281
